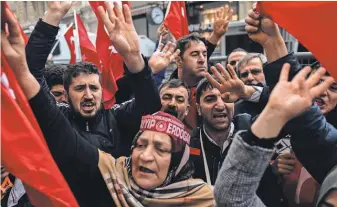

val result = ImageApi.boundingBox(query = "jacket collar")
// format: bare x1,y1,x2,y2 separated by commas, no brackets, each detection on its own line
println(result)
71,104,104,131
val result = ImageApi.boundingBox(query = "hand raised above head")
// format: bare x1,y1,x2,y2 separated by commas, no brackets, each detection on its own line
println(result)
149,41,180,74
212,4,233,37
43,1,73,26
1,7,28,77
97,2,144,73
204,63,246,102
245,3,281,47
267,63,334,121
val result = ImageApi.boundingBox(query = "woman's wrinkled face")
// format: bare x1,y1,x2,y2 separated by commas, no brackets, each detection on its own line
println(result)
132,131,172,189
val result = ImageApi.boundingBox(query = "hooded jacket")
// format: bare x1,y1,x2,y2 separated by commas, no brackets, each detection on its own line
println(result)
25,19,162,158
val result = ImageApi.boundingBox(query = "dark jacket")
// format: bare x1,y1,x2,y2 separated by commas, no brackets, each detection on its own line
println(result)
190,114,289,207
189,114,252,184
262,52,337,183
29,88,114,207
25,19,162,158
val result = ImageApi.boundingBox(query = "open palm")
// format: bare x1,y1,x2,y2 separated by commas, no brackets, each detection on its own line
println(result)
98,2,139,57
268,63,334,120
149,42,180,74
206,63,246,102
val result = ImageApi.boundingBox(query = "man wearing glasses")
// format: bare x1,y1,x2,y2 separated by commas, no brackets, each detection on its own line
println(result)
237,53,266,86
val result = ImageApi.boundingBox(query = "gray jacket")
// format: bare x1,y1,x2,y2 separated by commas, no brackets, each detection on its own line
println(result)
214,131,274,207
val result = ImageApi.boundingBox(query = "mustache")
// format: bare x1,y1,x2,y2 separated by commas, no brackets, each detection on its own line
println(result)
163,106,178,118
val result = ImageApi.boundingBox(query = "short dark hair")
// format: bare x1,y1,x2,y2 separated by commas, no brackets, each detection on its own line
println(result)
237,53,264,76
176,33,207,58
159,79,191,102
44,64,67,89
196,76,219,104
63,62,101,92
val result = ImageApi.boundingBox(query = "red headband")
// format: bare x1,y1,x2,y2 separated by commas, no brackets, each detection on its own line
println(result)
140,112,190,145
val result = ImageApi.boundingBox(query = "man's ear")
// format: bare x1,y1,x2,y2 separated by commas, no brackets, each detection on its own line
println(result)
196,103,201,116
185,104,190,116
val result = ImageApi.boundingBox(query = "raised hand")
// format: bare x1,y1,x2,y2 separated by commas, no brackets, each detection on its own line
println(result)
157,24,169,43
42,1,72,26
98,2,144,73
251,63,334,139
149,42,180,74
205,63,247,102
272,152,296,175
1,7,28,77
245,3,281,47
208,4,233,45
267,63,334,121
2,7,40,99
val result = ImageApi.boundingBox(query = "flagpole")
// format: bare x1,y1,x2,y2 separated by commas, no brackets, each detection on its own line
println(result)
73,9,82,62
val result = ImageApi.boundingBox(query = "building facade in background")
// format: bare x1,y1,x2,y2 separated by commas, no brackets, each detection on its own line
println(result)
8,1,311,61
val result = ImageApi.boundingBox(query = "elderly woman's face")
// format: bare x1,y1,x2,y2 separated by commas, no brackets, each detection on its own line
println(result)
132,131,172,189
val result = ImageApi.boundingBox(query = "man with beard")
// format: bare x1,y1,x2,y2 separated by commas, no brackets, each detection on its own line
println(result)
25,2,162,157
159,79,190,121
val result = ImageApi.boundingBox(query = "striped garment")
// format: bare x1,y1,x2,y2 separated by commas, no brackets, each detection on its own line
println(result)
98,150,215,207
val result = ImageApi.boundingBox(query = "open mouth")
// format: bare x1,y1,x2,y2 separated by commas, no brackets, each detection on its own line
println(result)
314,98,325,108
213,113,227,121
81,102,95,111
139,166,155,174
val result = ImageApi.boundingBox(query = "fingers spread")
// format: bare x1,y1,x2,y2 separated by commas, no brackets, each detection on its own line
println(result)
156,43,164,52
211,65,226,84
162,42,171,53
292,66,311,84
222,4,229,19
205,72,221,89
216,63,231,81
226,8,234,21
227,64,238,79
170,49,181,62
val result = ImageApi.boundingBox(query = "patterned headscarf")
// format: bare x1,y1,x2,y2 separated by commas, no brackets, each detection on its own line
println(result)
98,112,214,207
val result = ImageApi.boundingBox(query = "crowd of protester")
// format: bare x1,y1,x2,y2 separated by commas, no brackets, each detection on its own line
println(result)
1,1,336,207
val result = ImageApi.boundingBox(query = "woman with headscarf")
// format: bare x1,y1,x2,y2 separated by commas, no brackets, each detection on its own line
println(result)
1,5,214,207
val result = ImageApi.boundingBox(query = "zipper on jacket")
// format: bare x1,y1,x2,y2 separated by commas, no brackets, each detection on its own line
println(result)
86,121,89,132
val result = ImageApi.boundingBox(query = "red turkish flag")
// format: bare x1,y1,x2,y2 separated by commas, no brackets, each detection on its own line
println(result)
1,55,78,206
89,1,131,109
257,2,337,80
2,2,28,44
75,13,102,69
163,1,189,40
64,23,76,64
